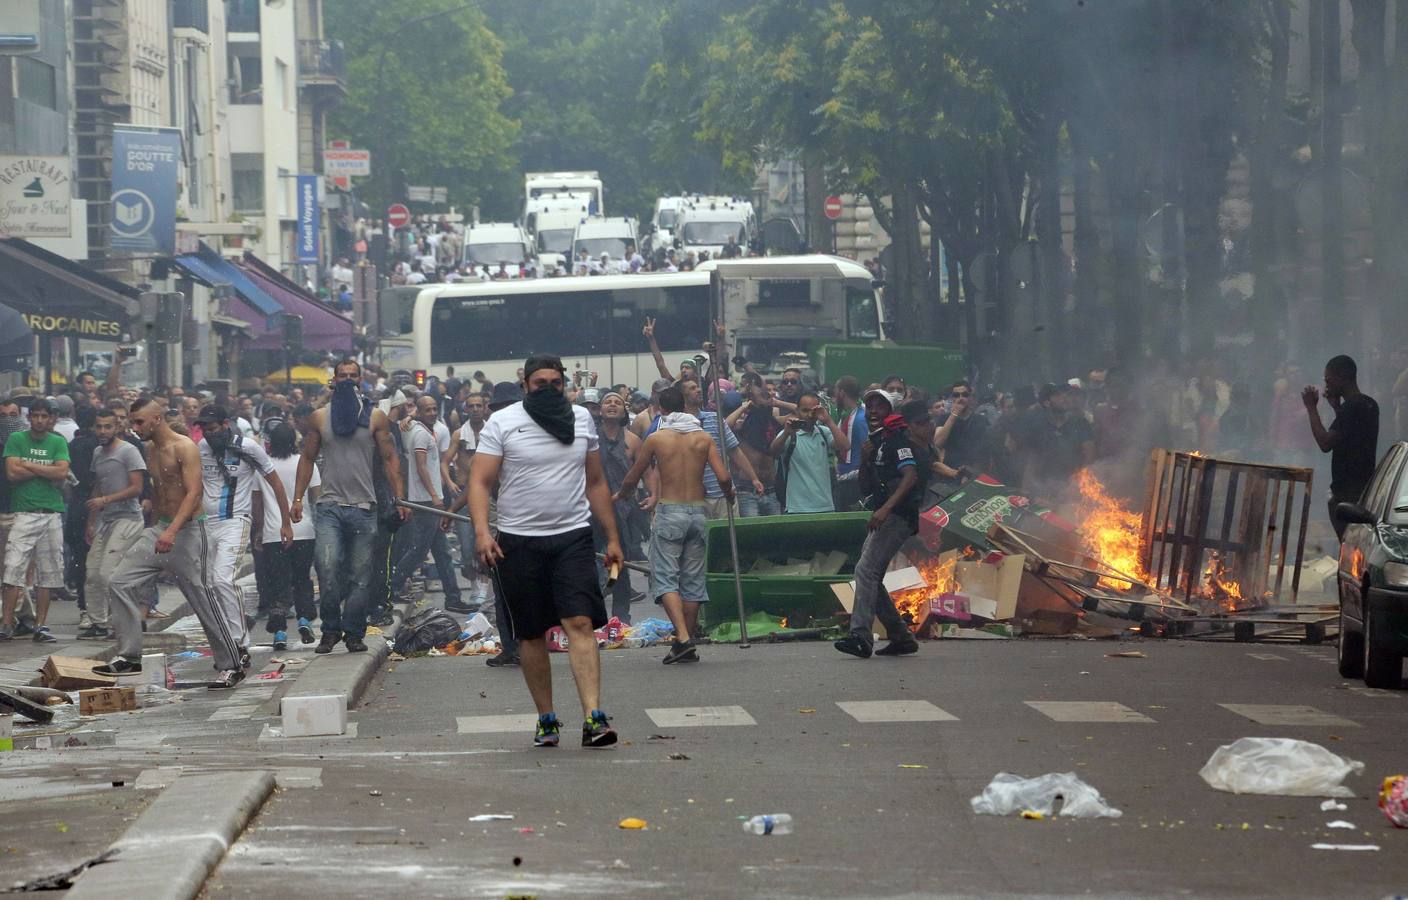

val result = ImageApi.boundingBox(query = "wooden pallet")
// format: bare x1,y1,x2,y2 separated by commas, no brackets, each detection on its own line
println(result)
1147,606,1338,644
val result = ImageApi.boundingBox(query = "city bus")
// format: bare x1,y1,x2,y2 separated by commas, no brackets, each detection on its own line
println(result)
373,255,883,388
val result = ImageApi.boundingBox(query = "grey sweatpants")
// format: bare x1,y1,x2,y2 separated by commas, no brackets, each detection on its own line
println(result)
108,522,241,671
848,515,914,644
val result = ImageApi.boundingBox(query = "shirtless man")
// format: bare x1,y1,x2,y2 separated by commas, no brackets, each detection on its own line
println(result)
614,386,733,665
98,398,247,688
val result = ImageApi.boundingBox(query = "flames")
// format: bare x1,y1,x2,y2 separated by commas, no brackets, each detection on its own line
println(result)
1201,551,1244,612
1074,469,1149,590
891,554,959,628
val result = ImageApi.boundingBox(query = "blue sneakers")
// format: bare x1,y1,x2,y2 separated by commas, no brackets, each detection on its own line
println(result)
534,713,561,748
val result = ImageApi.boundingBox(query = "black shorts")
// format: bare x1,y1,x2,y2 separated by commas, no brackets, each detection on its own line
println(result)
493,527,606,640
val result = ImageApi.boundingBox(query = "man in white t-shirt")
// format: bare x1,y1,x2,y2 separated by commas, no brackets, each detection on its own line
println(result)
252,421,320,649
454,391,489,600
388,396,446,603
468,355,623,749
423,408,467,612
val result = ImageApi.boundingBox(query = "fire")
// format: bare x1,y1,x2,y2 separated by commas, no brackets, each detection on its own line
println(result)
1074,469,1149,590
1201,551,1244,612
891,554,959,629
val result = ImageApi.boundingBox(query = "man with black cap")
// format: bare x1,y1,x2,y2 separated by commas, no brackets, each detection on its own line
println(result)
834,392,929,659
195,404,293,669
468,356,624,748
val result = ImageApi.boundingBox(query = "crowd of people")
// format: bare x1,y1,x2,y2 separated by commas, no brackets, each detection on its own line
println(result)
0,320,1377,747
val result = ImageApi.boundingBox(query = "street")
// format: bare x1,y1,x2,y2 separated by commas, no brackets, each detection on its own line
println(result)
4,605,1405,897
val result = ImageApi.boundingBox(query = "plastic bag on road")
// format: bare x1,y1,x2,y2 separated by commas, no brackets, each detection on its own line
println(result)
970,772,1123,819
1199,737,1364,797
461,612,496,641
393,607,463,654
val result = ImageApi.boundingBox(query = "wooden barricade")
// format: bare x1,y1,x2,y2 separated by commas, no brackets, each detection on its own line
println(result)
1139,450,1314,609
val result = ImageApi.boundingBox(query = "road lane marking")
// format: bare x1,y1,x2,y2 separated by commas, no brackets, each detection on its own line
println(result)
645,706,756,727
456,714,538,734
1219,704,1360,727
1247,653,1287,661
836,700,958,722
1025,701,1154,723
1346,686,1401,698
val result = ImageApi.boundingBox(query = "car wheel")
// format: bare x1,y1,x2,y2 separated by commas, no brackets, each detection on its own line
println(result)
1362,606,1402,690
1337,602,1364,678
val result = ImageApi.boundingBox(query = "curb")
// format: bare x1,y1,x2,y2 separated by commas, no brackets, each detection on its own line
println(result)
65,770,274,900
281,604,409,709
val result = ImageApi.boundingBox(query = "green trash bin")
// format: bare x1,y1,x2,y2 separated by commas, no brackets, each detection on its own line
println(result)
702,511,870,627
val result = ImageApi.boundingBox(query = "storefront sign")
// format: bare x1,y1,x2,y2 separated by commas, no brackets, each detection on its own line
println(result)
0,156,71,238
21,313,124,340
295,174,319,264
110,125,181,254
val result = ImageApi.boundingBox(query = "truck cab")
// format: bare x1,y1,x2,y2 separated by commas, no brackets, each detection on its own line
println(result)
643,196,684,257
526,199,591,273
523,171,603,220
571,217,639,272
463,222,532,278
675,196,756,260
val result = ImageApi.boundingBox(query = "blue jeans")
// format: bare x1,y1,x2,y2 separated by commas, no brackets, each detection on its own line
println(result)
313,504,378,639
390,509,439,598
738,487,781,518
429,526,462,604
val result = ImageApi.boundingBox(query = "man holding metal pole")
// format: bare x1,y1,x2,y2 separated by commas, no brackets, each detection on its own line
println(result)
468,356,624,748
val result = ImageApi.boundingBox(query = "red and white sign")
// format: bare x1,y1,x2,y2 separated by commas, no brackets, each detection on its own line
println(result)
324,147,371,179
327,140,351,190
823,195,844,220
386,203,411,229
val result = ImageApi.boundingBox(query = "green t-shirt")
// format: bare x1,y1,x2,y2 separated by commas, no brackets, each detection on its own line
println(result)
4,430,69,513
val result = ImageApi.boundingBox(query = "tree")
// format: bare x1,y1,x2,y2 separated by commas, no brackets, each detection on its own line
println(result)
326,0,518,211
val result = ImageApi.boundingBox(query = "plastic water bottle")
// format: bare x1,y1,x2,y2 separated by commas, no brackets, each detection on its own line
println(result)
742,814,793,836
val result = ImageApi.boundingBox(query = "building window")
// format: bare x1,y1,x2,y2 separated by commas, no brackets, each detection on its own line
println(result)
276,60,290,110
232,153,263,214
230,51,262,104
15,56,57,110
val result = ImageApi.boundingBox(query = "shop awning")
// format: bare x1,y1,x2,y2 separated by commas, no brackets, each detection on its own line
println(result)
172,243,282,325
237,253,355,353
0,237,137,342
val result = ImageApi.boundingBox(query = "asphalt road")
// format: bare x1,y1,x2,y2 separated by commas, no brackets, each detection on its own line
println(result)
180,636,1408,898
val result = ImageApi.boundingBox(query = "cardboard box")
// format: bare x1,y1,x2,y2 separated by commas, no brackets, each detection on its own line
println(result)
927,592,971,623
882,566,926,594
955,555,1023,621
280,694,347,738
40,656,116,690
919,477,1074,552
78,686,137,716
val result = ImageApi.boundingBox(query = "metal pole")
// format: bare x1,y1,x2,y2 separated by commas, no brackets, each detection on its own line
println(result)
708,268,749,647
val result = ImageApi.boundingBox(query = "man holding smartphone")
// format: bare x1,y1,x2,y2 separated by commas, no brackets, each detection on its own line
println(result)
771,392,849,514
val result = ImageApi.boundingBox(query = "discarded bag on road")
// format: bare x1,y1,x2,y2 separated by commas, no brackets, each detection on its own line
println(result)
1198,737,1363,797
392,607,463,655
970,772,1123,819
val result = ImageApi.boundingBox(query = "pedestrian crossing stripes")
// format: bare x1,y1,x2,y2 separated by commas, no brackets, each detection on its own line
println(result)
446,702,1365,733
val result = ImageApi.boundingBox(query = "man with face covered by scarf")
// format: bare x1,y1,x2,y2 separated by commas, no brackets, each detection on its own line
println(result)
294,359,408,654
469,355,625,749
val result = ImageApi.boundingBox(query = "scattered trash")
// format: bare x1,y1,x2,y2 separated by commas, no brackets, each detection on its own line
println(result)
742,814,793,835
1321,799,1348,812
78,686,137,716
468,814,514,822
368,790,382,797
647,734,675,741
0,687,54,724
1199,738,1363,797
898,764,928,769
1380,775,1408,828
796,708,816,714
668,753,690,760
618,817,648,830
1105,650,1147,659
392,607,463,655
516,827,535,834
609,859,630,869
621,618,674,648
970,773,1123,819
39,656,115,690
1311,843,1380,851
1325,820,1356,829
1020,810,1045,820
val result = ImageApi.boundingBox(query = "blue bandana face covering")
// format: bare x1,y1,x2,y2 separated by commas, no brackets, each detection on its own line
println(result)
330,381,362,436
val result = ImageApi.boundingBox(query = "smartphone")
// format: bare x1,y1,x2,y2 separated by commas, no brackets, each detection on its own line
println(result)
118,347,138,359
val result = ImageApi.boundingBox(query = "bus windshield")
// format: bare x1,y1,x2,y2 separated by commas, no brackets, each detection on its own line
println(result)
465,242,525,265
657,209,678,229
430,283,709,366
537,229,574,254
682,221,744,245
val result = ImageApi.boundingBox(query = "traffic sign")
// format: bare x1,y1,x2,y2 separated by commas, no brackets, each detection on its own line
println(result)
824,195,844,220
386,203,411,229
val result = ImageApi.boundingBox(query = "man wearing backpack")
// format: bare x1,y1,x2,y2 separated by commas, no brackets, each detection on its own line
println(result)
195,405,294,666
772,391,848,514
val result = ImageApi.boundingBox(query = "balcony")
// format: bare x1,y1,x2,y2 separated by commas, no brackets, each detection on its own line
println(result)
297,39,346,97
171,0,210,33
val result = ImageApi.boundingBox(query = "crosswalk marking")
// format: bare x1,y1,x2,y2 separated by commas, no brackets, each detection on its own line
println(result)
208,704,259,722
836,700,958,723
1219,704,1359,727
1247,653,1287,661
1025,701,1154,723
645,706,756,727
456,714,537,734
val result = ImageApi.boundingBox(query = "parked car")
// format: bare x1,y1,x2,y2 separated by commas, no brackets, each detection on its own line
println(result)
1334,441,1408,688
